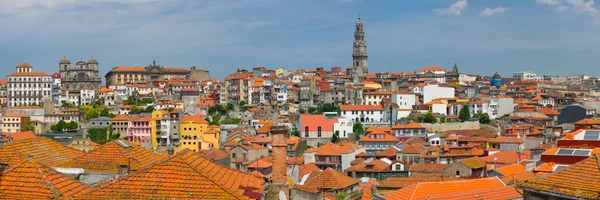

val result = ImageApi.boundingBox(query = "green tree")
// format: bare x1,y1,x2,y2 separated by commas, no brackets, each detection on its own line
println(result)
124,96,136,105
57,120,67,132
226,103,234,111
291,130,300,137
86,109,99,120
459,105,471,122
22,118,36,133
423,112,437,123
100,108,111,117
307,107,317,114
67,121,78,130
440,116,446,123
299,108,306,114
478,113,491,124
210,114,222,125
50,124,58,132
88,128,108,144
130,106,142,114
331,130,340,143
144,105,155,113
166,107,175,112
352,122,364,140
239,101,246,106
61,102,73,108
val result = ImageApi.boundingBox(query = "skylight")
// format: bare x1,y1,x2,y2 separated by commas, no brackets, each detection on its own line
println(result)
556,148,591,156
583,130,600,140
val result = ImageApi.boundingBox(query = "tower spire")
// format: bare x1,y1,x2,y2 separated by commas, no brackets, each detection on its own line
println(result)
352,16,368,83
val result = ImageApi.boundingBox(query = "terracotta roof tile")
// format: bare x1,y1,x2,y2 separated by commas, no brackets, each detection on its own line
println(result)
246,160,272,169
573,118,600,125
376,146,400,157
500,171,536,185
419,186,522,200
378,174,459,189
495,163,526,176
0,138,83,167
459,157,486,169
402,144,426,154
519,155,600,199
294,168,359,192
297,163,321,180
418,66,446,72
81,149,264,199
487,136,523,144
408,163,448,173
0,158,91,198
306,143,362,156
58,140,168,173
360,132,399,142
383,177,506,200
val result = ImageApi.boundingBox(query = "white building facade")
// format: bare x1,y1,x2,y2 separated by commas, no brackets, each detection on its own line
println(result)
7,63,52,107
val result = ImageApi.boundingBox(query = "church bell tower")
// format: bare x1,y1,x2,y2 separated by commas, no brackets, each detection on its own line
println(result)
353,17,368,81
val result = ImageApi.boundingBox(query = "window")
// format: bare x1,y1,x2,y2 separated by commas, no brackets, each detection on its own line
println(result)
456,171,460,176
305,126,309,137
318,126,322,137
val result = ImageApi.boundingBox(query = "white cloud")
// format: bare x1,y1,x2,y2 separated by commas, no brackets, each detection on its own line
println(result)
536,0,562,5
480,7,510,16
556,5,570,12
537,0,600,17
433,0,467,16
566,0,600,17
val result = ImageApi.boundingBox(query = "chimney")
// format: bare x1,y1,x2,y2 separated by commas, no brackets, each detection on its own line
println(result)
267,125,290,199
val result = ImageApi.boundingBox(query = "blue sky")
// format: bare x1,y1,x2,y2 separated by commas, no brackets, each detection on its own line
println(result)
1,0,600,80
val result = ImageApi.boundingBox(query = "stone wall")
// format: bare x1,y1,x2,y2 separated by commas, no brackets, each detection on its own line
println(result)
421,122,480,133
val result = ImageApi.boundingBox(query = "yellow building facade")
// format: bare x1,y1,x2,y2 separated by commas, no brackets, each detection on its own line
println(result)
177,115,221,152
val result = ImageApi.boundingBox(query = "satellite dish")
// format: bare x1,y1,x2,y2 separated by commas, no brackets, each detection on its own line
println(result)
278,191,287,200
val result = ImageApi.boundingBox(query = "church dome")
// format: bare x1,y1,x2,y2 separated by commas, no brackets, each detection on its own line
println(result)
475,76,483,82
17,62,32,68
60,56,70,64
88,56,98,64
492,72,502,79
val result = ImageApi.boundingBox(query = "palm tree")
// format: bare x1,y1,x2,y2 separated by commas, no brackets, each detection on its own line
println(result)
385,102,399,127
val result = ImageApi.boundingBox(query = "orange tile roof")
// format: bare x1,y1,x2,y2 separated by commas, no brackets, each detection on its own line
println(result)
408,163,448,173
404,122,425,129
378,174,460,189
402,144,426,154
112,66,145,71
306,143,362,156
297,163,321,180
573,118,600,125
295,168,359,192
1,131,36,141
539,107,560,115
112,114,130,121
383,177,506,200
376,146,400,157
495,163,526,176
417,66,446,72
0,138,83,167
82,149,264,199
500,171,536,185
347,159,391,172
246,159,272,169
519,155,600,199
459,157,487,169
3,113,28,117
481,151,527,164
58,140,168,173
0,158,91,198
419,186,522,200
340,104,384,111
181,114,208,124
360,132,399,142
487,136,523,144
8,72,49,77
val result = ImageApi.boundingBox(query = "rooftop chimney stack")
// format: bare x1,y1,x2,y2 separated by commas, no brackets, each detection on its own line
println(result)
267,125,290,199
